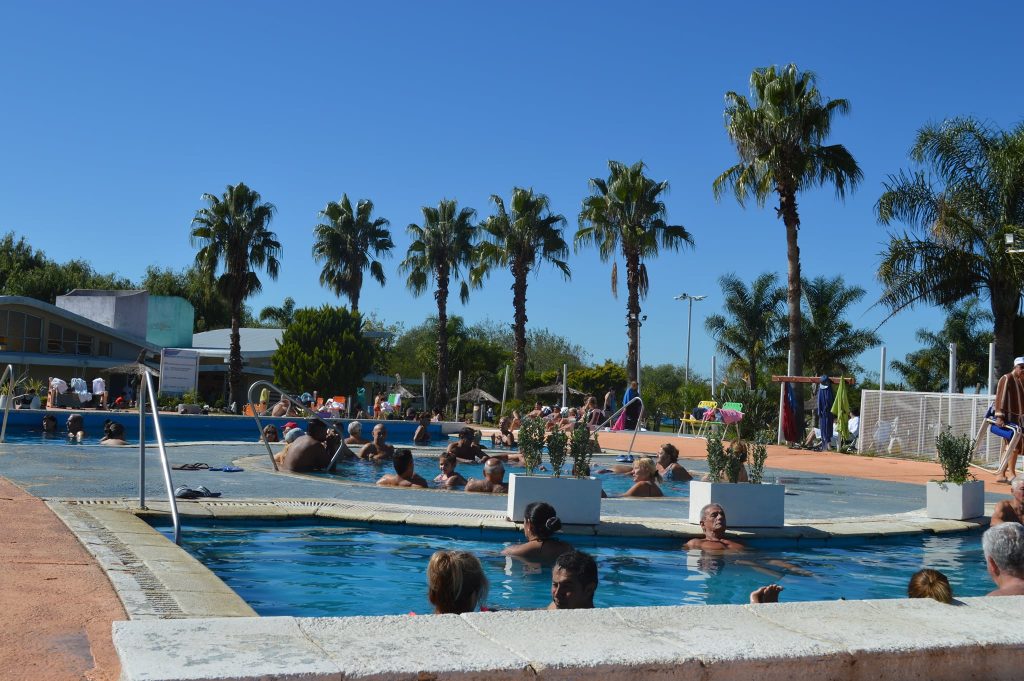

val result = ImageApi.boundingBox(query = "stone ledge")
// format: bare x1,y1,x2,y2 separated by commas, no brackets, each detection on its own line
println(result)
113,597,1024,681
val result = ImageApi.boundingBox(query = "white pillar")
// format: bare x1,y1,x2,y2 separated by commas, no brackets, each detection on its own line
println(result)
711,356,717,398
948,343,957,394
454,370,462,421
879,346,886,392
422,372,427,411
562,363,568,409
500,365,509,417
988,342,996,395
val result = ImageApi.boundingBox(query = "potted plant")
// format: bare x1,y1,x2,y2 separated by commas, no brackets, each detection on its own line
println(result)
688,432,785,527
507,420,602,525
927,428,984,520
517,417,546,475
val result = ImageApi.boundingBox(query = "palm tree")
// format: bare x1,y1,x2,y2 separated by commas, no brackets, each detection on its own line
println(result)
475,188,570,399
191,182,281,413
577,161,694,381
799,276,881,375
704,273,786,390
890,299,994,392
259,297,296,327
876,117,1024,377
399,199,478,412
312,194,393,312
713,63,861,386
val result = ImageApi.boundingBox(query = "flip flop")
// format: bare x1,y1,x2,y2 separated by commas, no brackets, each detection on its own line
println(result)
173,486,201,499
194,486,221,498
172,463,209,471
209,466,244,472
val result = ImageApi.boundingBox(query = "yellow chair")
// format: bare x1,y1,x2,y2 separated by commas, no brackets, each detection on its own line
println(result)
677,401,718,435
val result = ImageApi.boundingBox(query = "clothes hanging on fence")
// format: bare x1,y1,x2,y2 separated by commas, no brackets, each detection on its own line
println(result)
781,383,798,442
817,376,836,446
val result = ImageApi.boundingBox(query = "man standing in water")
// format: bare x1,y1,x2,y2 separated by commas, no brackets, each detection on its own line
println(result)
684,504,745,550
994,357,1024,482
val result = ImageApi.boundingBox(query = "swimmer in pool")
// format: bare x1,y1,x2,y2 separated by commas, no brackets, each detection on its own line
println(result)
434,453,467,489
376,449,427,488
503,502,573,563
684,503,744,550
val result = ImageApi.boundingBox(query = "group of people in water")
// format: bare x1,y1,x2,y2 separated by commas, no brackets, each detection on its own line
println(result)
38,413,128,445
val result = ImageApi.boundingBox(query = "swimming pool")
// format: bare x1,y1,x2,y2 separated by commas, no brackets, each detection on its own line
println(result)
151,518,989,616
316,457,692,497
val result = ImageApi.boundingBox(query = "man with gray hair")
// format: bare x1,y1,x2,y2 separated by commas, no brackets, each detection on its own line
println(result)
465,457,507,493
982,522,1024,596
990,475,1024,527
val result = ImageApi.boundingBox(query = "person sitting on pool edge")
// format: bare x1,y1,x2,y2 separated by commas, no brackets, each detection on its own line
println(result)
990,475,1024,527
345,420,369,446
983,521,1024,596
491,417,516,448
503,502,573,562
279,418,340,473
434,453,467,488
359,423,395,462
448,426,486,462
377,449,428,488
100,421,128,446
465,457,507,493
548,550,598,610
621,456,663,497
684,503,745,551
657,443,692,482
427,550,489,614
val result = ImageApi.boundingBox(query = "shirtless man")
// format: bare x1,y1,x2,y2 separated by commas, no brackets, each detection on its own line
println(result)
376,449,428,488
345,421,369,446
983,522,1024,596
994,357,1024,481
448,427,485,462
100,421,128,446
684,504,745,550
465,457,507,493
491,417,516,448
280,418,336,472
359,423,395,462
413,413,432,444
548,550,598,610
991,475,1024,527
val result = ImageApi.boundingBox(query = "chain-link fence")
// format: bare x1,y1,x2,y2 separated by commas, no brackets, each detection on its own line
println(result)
858,389,1002,465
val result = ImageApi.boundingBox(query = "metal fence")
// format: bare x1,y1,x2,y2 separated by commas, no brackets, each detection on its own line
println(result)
858,389,1002,466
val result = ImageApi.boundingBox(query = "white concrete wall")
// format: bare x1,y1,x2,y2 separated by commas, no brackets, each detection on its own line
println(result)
56,290,148,339
114,596,1024,681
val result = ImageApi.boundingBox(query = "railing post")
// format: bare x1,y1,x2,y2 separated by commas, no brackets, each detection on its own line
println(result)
138,376,146,510
0,364,15,443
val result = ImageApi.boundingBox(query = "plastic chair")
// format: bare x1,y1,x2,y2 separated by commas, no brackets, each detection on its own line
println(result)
972,405,1022,477
678,401,718,434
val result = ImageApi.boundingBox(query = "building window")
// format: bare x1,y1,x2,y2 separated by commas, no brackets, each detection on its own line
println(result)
0,310,43,353
47,321,92,355
98,341,112,357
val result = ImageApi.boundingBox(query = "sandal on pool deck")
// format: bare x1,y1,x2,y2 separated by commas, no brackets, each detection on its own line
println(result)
209,465,244,472
173,486,201,499
172,463,209,471
194,486,221,498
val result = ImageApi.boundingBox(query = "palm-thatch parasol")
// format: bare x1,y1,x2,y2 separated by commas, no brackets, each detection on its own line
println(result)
451,387,500,403
390,385,417,399
525,382,585,397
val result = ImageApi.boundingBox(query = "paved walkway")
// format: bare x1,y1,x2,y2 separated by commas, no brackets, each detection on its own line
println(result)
0,477,124,681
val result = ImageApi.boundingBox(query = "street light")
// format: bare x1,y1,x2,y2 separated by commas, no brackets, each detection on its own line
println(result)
674,293,706,384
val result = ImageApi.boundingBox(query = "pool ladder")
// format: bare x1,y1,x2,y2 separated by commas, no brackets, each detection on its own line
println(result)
137,371,181,545
589,396,644,460
0,364,15,443
246,380,348,472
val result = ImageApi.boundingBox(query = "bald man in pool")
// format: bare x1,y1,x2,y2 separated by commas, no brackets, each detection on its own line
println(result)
465,457,507,494
684,504,745,551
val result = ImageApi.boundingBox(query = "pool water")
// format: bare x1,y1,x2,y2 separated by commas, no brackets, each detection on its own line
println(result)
153,519,990,617
316,457,691,498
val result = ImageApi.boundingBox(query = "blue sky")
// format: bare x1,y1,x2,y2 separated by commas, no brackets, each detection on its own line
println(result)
2,1,1022,380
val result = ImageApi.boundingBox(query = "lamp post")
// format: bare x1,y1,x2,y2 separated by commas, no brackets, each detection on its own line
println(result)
674,293,706,384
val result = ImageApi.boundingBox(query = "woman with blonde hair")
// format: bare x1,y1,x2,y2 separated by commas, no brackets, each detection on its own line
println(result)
427,550,489,614
622,456,663,497
907,568,953,604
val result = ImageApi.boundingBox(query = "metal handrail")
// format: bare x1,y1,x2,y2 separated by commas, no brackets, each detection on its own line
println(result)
0,364,15,443
589,395,644,460
138,372,181,544
246,380,346,472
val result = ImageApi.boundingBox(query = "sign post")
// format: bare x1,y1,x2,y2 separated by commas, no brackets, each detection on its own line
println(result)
158,349,199,396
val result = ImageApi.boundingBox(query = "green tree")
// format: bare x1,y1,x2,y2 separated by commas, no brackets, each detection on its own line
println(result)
0,232,46,292
890,299,994,392
191,182,281,413
713,63,862,388
312,195,393,312
876,117,1024,377
476,188,570,399
11,259,132,303
577,161,694,381
259,297,297,327
704,272,786,390
799,275,881,375
567,360,628,399
398,199,479,412
271,306,376,396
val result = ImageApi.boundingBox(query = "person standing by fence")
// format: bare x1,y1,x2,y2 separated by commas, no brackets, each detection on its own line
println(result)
994,357,1024,483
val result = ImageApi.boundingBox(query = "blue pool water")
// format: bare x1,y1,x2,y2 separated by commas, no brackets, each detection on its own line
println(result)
316,458,691,497
152,519,990,616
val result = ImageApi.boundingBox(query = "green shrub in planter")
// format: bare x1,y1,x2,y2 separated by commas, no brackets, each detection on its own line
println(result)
518,417,546,475
935,428,974,485
749,432,770,484
546,429,568,477
569,424,592,478
706,432,727,481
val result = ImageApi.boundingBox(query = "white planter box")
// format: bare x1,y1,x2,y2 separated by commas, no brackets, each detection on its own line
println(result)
926,480,985,520
507,473,603,525
687,480,786,528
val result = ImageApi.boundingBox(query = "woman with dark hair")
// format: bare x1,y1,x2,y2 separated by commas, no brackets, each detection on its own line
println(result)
502,502,573,562
657,443,692,481
427,550,488,614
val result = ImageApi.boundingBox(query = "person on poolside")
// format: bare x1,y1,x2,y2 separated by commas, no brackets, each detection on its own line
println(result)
434,453,467,488
345,420,369,446
280,418,337,472
359,423,395,462
262,424,279,443
41,414,57,434
622,380,640,430
412,413,432,445
376,449,428,488
684,503,745,550
491,417,516,448
99,421,128,446
548,550,598,610
66,413,85,441
990,475,1024,527
621,456,663,497
465,457,507,493
448,426,485,462
994,356,1024,482
657,443,692,482
983,521,1024,596
908,568,954,604
503,502,573,562
427,550,489,614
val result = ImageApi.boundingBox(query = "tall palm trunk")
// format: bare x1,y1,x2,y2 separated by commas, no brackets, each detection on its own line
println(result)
992,285,1017,379
229,298,243,414
350,270,362,313
625,249,641,382
511,260,528,399
779,185,804,413
434,265,450,413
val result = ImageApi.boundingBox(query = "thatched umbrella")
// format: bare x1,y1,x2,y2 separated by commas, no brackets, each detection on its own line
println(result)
390,385,417,399
525,383,585,397
106,362,159,378
451,387,500,404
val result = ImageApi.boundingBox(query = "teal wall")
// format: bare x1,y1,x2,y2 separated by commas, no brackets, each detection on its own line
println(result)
147,296,194,348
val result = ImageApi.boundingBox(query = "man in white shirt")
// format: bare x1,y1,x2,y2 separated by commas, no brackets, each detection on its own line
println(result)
848,407,860,441
92,377,107,408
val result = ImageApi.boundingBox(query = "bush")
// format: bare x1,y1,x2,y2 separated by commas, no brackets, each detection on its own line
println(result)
569,424,592,478
705,432,727,481
935,427,974,484
518,417,546,475
718,386,776,439
546,429,568,477
749,432,770,484
272,305,376,397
